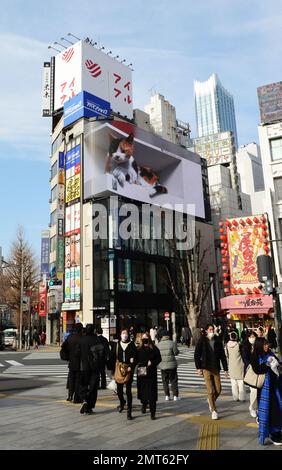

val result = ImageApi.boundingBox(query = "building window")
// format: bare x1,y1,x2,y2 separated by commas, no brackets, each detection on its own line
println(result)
132,261,145,292
50,236,57,253
51,162,57,179
274,177,282,201
50,210,57,226
51,186,57,203
145,263,157,293
156,264,169,293
270,138,282,161
117,259,132,292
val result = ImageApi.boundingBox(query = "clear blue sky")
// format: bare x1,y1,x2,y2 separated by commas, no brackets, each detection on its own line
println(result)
1,0,282,258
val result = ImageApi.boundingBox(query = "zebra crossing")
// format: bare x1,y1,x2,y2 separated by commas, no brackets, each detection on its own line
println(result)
2,348,231,389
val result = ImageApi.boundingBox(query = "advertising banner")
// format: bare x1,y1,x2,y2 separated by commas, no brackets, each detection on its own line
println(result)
221,294,273,313
258,81,282,124
66,174,80,203
226,215,269,292
65,202,80,236
66,145,81,179
64,91,111,127
64,268,71,301
42,62,51,117
40,232,50,276
192,131,235,166
39,282,47,316
57,237,65,272
84,120,205,217
54,40,133,118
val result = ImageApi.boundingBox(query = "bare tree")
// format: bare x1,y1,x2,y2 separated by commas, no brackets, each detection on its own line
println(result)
0,227,39,329
166,229,213,343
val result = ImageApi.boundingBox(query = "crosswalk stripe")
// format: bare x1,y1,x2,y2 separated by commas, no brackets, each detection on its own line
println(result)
5,360,24,366
0,363,4,367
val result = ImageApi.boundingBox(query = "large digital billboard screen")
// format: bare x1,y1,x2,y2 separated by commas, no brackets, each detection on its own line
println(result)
84,121,205,218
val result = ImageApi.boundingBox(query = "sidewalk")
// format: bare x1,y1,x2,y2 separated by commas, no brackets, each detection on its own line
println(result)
0,377,279,450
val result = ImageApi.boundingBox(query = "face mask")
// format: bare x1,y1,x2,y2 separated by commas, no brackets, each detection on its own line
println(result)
207,332,215,339
121,334,128,342
249,337,255,345
142,338,149,345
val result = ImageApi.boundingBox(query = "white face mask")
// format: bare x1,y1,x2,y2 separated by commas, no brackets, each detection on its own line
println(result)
249,337,256,345
207,332,215,339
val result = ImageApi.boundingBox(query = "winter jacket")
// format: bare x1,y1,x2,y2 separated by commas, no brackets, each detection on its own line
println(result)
66,332,83,370
75,334,107,372
115,340,137,366
226,340,244,380
194,335,228,372
157,337,179,370
241,339,254,374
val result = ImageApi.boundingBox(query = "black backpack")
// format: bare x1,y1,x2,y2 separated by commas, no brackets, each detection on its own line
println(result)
89,341,106,370
60,341,70,361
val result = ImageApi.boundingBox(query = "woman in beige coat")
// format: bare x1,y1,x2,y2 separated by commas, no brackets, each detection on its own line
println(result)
226,332,246,401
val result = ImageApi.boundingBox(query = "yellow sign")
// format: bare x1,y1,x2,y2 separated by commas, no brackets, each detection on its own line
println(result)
66,174,80,203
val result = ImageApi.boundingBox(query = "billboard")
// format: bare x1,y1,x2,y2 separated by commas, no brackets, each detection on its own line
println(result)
42,62,52,117
64,267,80,302
84,121,205,218
54,40,133,118
192,131,235,166
64,91,111,127
39,282,47,317
65,203,80,236
222,214,270,294
40,231,50,276
258,81,282,124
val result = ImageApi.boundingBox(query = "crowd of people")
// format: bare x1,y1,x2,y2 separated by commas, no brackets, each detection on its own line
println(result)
60,321,282,446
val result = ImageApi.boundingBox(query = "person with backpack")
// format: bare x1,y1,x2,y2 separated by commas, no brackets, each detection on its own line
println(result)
75,324,108,415
114,329,137,420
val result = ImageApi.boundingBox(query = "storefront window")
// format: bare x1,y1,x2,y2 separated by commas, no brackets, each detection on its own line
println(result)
145,262,157,293
157,264,169,293
132,261,145,292
117,259,132,292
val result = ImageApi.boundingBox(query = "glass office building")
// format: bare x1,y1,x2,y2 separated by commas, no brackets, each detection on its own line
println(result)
194,73,238,148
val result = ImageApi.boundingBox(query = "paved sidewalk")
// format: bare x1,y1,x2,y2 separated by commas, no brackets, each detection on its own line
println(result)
0,377,280,451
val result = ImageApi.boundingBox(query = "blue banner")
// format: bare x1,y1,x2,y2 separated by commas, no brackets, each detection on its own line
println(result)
64,91,111,127
41,237,50,276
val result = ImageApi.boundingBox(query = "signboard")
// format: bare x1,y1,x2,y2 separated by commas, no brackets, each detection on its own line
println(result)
66,174,80,203
39,282,47,317
42,62,51,117
65,203,80,236
192,131,235,166
257,81,282,124
61,302,81,311
64,265,80,302
65,145,81,179
54,40,133,118
40,231,50,276
221,294,273,313
57,237,65,272
224,214,270,293
84,120,205,217
64,91,111,127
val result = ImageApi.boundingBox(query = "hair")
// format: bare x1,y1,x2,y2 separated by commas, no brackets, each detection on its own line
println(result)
85,324,95,336
230,331,238,341
74,323,83,334
121,329,129,335
253,337,269,357
96,327,103,335
205,323,214,332
138,332,154,349
248,330,257,338
258,326,264,333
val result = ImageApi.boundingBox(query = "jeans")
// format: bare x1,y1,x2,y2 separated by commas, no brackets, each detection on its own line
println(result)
161,369,179,397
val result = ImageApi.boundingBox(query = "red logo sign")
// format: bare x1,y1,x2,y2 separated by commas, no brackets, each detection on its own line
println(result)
62,48,74,63
85,59,102,78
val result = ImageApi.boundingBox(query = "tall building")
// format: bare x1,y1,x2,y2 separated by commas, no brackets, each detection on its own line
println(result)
42,39,216,343
144,93,177,144
236,143,266,215
194,73,238,148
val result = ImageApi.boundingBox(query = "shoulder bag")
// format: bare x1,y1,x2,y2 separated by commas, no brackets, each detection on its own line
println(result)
114,343,132,384
243,364,265,389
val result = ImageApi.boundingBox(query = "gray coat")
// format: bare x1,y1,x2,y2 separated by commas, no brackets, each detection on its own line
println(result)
157,336,179,370
226,341,244,380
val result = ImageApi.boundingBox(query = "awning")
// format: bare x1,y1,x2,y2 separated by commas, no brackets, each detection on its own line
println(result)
220,294,273,316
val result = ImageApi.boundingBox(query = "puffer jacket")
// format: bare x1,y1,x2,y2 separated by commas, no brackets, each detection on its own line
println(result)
226,340,244,380
157,336,179,370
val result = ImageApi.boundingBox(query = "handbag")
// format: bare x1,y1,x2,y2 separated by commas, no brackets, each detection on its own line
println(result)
114,344,132,384
137,366,147,377
243,364,265,389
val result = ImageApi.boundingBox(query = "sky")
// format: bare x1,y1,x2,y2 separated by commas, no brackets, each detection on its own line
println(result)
1,0,282,258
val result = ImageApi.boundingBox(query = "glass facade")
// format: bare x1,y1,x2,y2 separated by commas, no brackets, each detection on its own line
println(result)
194,73,238,148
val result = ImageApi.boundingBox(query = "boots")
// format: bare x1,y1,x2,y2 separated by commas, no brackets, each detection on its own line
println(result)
117,399,126,413
150,403,156,420
141,403,147,414
127,408,133,420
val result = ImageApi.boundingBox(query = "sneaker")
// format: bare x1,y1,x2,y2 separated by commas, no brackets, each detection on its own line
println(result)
249,406,257,419
165,396,170,401
212,411,218,420
173,396,180,401
270,434,282,446
80,402,88,415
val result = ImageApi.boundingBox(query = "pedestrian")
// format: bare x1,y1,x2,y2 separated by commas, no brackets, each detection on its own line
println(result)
106,335,119,394
136,332,161,420
226,331,245,402
32,328,40,350
114,328,137,420
265,325,277,351
149,325,157,344
257,326,264,338
40,330,46,346
194,323,228,420
241,325,249,343
76,324,108,415
242,330,258,418
63,323,83,403
96,326,109,389
181,326,192,348
157,330,180,401
251,337,282,446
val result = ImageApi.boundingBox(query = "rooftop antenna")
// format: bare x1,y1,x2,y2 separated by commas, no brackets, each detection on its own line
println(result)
114,55,119,60
61,36,74,45
67,32,81,41
48,45,61,53
99,46,105,51
54,41,67,49
121,59,126,63
107,50,112,55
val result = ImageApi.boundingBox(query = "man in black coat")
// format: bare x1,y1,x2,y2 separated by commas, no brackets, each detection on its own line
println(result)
194,323,228,420
96,326,109,389
76,324,108,415
65,323,83,402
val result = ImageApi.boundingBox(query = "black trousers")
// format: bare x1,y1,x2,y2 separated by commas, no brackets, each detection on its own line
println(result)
161,369,179,397
117,380,133,410
141,400,156,415
80,371,100,410
99,366,107,389
68,370,81,400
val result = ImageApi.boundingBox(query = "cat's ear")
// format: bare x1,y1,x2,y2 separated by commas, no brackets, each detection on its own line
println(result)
126,133,134,144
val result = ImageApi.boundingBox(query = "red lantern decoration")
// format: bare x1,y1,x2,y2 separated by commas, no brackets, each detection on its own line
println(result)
232,219,238,226
223,272,229,278
224,288,230,294
221,249,227,255
231,288,237,294
261,215,266,223
246,288,252,294
222,265,228,271
237,288,244,294
264,245,269,253
246,218,252,225
219,221,224,227
223,280,229,286
239,219,246,226
225,220,232,227
262,230,268,237
253,287,261,294
219,228,225,233
253,217,259,224
261,224,267,230
220,235,227,241
222,257,228,263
